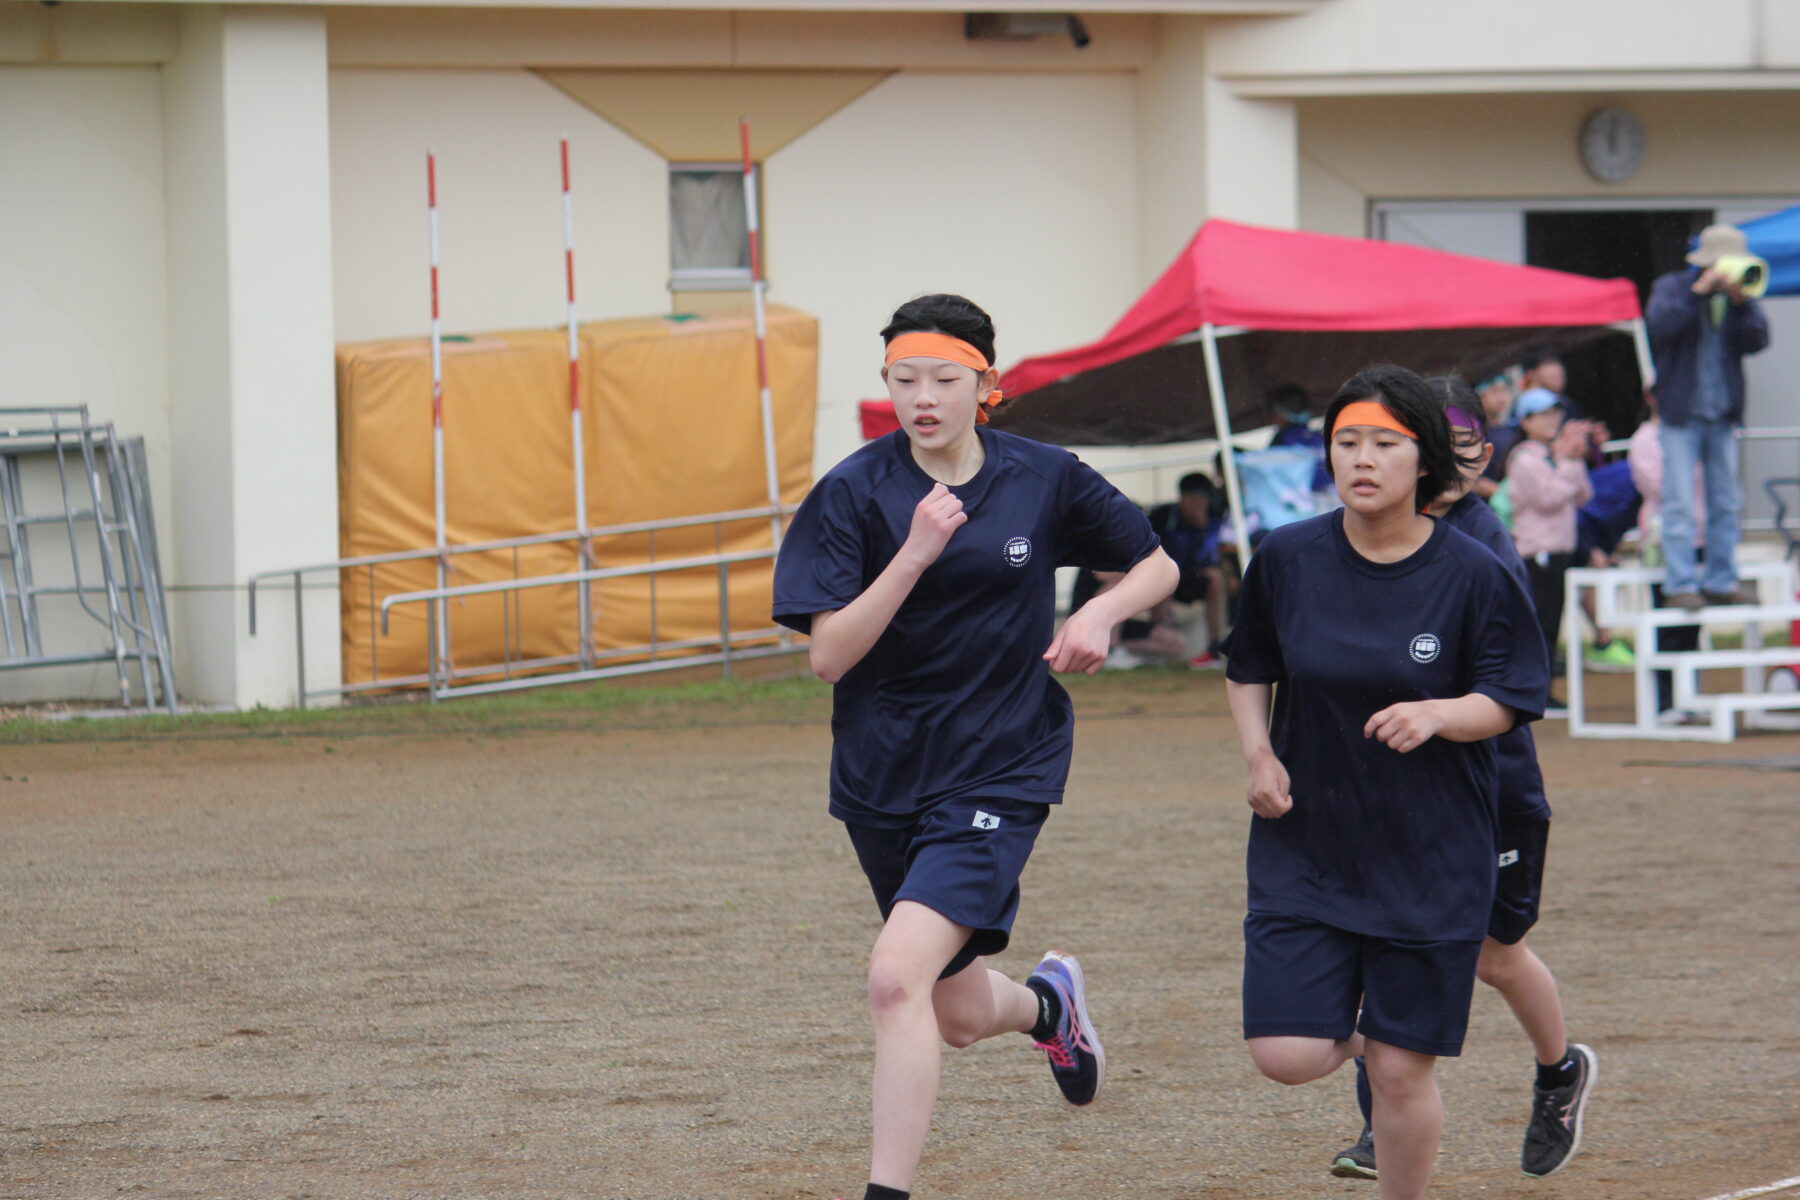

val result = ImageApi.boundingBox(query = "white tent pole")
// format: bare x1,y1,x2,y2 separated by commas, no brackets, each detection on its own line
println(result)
1200,324,1252,560
1628,316,1656,390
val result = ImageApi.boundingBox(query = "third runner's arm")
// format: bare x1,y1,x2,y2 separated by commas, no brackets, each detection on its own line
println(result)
1226,680,1292,818
1363,693,1512,754
806,482,965,684
1043,547,1178,675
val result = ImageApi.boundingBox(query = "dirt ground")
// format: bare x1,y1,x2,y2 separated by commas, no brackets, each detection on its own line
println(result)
2,670,1797,1200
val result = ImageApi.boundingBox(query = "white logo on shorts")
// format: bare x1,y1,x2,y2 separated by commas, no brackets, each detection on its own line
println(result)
1003,537,1032,567
1409,633,1441,663
972,810,1002,830
1498,849,1520,867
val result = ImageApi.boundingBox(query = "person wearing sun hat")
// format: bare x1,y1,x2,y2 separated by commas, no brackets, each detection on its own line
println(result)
1644,223,1771,609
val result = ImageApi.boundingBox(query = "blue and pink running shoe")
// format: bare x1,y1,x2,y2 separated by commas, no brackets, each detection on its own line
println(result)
1028,951,1105,1106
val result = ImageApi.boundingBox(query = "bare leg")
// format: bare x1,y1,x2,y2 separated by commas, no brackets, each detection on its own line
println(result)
1202,566,1227,648
865,901,969,1191
1478,936,1568,1064
1247,1032,1365,1085
930,958,1039,1049
1364,1039,1441,1200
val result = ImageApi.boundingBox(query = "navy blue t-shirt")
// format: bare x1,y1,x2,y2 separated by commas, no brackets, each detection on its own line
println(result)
773,428,1159,828
1440,493,1551,823
1223,509,1549,941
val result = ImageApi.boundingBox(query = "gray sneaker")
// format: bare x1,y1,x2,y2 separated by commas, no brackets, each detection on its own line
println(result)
1522,1044,1598,1177
1702,583,1759,606
1330,1124,1377,1179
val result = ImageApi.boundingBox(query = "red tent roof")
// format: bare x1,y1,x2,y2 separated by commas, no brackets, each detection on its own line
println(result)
1003,219,1640,398
992,220,1643,445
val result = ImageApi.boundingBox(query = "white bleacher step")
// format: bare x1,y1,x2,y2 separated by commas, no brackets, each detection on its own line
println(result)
1637,601,1800,627
1639,646,1800,670
1677,690,1800,713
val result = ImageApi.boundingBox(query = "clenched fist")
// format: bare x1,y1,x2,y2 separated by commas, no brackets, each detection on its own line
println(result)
903,482,967,568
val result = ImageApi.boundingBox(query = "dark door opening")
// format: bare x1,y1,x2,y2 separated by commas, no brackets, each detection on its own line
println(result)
1523,209,1712,437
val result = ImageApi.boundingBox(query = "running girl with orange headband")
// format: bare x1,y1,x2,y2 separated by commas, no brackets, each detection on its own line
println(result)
1222,364,1549,1200
773,293,1177,1200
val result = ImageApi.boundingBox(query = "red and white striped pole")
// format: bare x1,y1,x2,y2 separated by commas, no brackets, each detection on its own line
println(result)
561,136,594,669
740,118,783,551
427,151,451,675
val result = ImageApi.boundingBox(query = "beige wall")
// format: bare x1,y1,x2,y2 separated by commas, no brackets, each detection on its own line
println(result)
763,69,1142,477
1209,0,1797,83
329,69,670,343
324,7,1154,72
0,65,173,702
1298,91,1800,235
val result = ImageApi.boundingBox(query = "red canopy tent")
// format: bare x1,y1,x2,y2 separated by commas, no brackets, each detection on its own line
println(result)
988,218,1646,552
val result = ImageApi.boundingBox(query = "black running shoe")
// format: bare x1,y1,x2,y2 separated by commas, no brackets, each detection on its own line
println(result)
1027,951,1104,1106
1522,1044,1598,1177
1331,1125,1378,1179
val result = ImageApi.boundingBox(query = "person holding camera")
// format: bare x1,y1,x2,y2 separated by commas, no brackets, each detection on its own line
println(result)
1645,223,1771,610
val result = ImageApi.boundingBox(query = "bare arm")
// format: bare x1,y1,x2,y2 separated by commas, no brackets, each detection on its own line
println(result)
1226,679,1292,818
1363,693,1514,754
1044,548,1180,674
806,483,965,684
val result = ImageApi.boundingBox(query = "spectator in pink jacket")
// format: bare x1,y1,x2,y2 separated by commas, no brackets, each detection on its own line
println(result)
1507,388,1594,689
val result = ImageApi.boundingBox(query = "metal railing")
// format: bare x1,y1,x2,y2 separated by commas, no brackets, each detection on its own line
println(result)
379,545,791,700
248,505,796,706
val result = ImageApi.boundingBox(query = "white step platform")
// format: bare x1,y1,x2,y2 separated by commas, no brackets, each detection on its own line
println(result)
1564,560,1800,743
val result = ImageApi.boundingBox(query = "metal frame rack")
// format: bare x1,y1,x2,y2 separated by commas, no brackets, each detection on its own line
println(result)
0,406,177,713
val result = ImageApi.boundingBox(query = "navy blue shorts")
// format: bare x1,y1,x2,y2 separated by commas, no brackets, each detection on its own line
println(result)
845,797,1049,980
1488,817,1550,945
1242,913,1483,1057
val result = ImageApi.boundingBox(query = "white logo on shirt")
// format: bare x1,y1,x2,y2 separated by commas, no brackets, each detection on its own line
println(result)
973,810,1002,830
1498,849,1520,868
1409,633,1441,663
1003,537,1032,567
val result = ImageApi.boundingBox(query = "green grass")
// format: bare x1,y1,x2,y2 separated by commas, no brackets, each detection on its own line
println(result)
0,662,1224,746
0,673,835,745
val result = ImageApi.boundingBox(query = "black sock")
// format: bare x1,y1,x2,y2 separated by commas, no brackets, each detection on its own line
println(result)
1354,1055,1372,1126
1536,1048,1579,1091
864,1185,909,1200
1024,976,1061,1041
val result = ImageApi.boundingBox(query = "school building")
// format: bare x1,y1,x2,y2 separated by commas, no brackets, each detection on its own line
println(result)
3,0,1798,709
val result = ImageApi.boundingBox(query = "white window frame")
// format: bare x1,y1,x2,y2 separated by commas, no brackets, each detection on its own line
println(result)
668,160,755,293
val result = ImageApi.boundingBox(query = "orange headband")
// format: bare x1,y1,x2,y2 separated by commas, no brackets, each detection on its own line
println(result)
884,332,1005,424
1329,400,1417,441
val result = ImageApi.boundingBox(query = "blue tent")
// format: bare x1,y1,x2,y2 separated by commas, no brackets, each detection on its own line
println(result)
1739,203,1800,295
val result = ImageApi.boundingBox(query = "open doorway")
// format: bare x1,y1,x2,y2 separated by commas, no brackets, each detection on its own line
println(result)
1524,208,1711,437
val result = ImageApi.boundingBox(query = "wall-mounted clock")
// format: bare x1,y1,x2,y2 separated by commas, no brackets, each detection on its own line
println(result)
1579,106,1645,184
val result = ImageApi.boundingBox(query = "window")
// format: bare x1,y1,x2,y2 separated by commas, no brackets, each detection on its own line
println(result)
669,163,752,291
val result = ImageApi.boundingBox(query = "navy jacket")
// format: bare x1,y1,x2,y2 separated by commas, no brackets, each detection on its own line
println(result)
1645,268,1770,426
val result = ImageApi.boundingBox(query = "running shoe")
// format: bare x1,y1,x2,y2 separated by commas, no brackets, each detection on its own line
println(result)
1584,640,1636,671
1027,951,1105,1106
1330,1125,1377,1179
1521,1044,1598,1178
1187,651,1223,670
1103,646,1145,671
